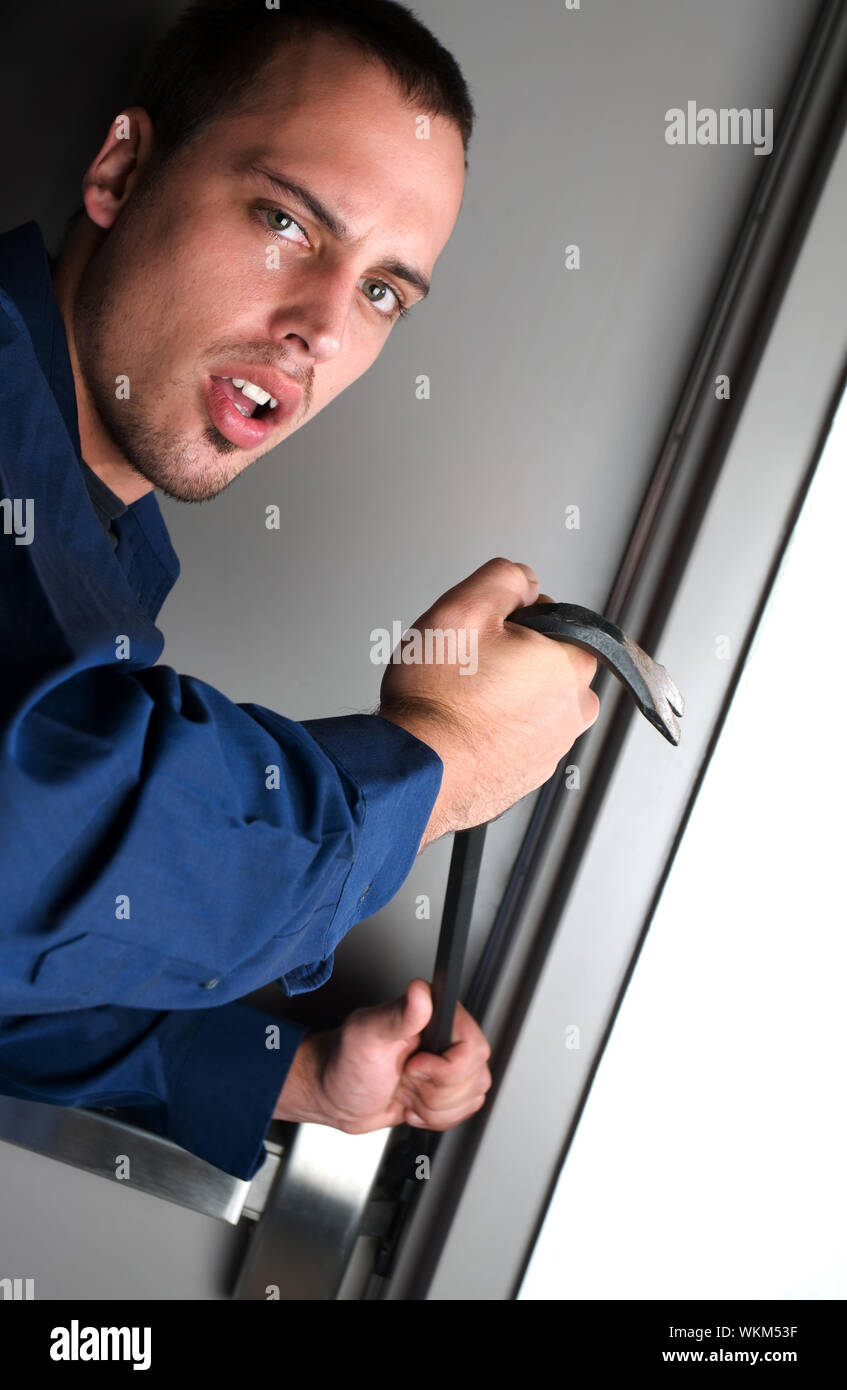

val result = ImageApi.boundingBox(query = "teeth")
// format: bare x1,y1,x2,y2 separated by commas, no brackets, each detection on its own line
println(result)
216,375,279,412
230,377,272,406
242,382,271,405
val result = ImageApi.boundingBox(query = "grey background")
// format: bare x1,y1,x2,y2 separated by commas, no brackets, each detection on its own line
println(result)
0,0,821,1298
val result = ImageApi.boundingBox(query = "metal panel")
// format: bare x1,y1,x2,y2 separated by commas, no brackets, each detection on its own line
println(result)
233,1124,392,1300
0,1095,275,1225
378,0,847,1300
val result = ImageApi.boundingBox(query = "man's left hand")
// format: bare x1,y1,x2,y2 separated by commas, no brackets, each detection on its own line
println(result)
275,978,492,1133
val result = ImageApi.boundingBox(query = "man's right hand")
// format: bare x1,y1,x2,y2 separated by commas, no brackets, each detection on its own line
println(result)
378,556,601,848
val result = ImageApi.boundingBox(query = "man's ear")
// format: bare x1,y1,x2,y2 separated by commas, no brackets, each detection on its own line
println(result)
81,106,156,230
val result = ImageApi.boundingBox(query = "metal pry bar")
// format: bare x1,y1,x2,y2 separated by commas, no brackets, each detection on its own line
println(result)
505,601,685,745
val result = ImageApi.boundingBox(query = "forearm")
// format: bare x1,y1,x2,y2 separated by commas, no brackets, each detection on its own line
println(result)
272,1029,335,1125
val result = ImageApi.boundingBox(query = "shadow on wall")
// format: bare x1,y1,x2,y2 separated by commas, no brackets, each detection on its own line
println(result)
242,912,412,1032
0,1,175,250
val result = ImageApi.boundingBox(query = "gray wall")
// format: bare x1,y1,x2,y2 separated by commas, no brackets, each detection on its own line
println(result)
0,0,821,1298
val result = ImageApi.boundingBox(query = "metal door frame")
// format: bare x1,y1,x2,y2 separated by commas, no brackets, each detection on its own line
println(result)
374,0,847,1301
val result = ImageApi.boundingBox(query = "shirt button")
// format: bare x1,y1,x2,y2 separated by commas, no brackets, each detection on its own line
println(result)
358,882,373,904
201,977,221,989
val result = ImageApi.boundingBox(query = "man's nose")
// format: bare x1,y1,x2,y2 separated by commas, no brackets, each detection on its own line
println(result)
268,263,354,365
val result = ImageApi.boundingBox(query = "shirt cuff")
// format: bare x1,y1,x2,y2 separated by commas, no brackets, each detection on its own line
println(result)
298,712,444,939
156,1001,311,1181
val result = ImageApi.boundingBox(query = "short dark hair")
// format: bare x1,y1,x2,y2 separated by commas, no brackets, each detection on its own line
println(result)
130,0,474,173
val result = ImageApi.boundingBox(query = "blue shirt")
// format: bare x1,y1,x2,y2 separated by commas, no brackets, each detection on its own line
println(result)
0,220,444,1181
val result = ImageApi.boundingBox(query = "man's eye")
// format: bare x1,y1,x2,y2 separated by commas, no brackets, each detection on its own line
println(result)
359,277,403,317
259,208,406,320
264,207,308,243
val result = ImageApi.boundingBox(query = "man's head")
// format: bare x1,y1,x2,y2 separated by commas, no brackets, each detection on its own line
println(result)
54,0,472,504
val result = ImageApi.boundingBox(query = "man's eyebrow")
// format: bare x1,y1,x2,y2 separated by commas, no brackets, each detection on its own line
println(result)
241,159,430,300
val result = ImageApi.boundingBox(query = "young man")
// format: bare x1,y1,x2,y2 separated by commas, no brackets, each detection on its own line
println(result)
0,0,599,1180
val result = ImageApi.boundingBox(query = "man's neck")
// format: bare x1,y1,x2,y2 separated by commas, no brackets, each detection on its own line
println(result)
50,227,155,507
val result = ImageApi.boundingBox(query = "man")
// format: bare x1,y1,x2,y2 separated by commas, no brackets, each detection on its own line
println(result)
0,0,599,1181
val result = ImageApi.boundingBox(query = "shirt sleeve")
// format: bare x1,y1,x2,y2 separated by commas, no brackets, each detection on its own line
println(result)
2,665,445,1013
0,998,311,1181
1,665,443,1174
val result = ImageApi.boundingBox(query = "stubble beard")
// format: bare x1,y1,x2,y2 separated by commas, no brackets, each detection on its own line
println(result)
72,217,247,505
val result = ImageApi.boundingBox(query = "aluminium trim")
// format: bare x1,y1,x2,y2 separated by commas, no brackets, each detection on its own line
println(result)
380,0,847,1300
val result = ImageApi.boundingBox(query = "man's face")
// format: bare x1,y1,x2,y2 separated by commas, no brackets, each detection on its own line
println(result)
72,32,466,502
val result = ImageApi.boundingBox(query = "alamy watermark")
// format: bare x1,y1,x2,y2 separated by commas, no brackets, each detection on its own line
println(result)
370,621,478,676
1,1276,34,1299
665,102,773,156
0,497,34,545
50,1321,151,1371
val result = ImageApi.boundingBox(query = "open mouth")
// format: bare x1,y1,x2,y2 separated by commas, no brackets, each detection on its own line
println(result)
203,375,288,450
213,375,278,419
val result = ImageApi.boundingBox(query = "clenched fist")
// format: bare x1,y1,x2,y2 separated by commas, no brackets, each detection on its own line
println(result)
378,557,600,847
273,978,491,1132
